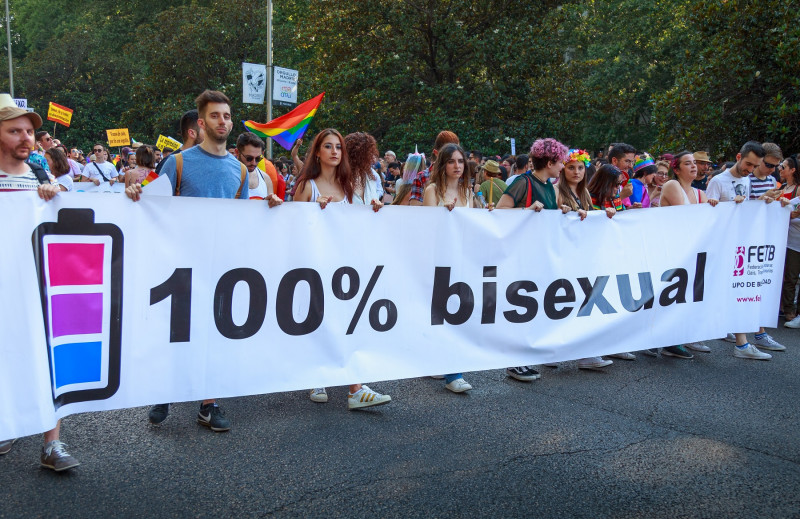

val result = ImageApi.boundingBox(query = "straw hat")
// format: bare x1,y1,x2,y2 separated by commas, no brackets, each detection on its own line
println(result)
0,93,42,129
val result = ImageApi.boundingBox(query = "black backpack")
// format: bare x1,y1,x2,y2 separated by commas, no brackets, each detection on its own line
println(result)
28,161,51,185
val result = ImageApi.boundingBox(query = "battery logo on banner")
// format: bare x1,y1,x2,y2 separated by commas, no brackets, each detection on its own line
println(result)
32,208,123,409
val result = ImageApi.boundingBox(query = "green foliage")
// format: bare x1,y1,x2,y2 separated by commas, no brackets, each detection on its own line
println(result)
1,0,797,159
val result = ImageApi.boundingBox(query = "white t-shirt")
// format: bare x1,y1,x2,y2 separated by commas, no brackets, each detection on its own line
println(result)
706,169,750,202
85,161,118,181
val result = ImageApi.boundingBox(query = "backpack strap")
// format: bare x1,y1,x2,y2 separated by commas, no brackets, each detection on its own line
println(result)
235,162,247,199
29,162,50,185
92,162,110,182
525,174,533,208
174,153,183,196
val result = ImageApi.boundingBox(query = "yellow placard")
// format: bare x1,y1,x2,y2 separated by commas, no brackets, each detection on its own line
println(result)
47,102,73,127
106,128,131,147
156,134,182,151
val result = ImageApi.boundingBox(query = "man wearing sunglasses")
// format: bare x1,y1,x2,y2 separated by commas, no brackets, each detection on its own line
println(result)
236,131,281,205
85,144,119,186
749,142,782,200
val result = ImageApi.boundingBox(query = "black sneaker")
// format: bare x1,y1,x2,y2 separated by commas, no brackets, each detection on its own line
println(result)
661,345,694,359
506,366,541,382
148,404,170,425
197,403,231,432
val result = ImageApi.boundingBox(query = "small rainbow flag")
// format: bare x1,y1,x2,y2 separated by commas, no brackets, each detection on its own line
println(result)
243,92,325,150
140,170,159,186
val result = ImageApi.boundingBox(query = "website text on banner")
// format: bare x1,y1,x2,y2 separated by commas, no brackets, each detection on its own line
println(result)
0,193,787,440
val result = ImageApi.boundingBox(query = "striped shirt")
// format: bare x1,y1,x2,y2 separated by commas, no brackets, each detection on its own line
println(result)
748,174,777,200
0,167,40,191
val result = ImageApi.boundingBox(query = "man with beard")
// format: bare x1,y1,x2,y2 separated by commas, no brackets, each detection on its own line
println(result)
0,94,80,471
126,90,248,431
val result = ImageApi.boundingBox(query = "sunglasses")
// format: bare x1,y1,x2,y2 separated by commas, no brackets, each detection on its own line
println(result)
763,161,779,169
93,148,103,153
243,154,263,163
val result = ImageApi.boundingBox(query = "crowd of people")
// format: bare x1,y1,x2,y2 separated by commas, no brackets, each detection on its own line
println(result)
1,89,798,473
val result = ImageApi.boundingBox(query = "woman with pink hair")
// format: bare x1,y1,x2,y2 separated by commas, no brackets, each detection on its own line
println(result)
497,138,571,382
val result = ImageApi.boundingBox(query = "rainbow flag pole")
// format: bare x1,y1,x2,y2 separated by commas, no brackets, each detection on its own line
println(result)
243,92,325,151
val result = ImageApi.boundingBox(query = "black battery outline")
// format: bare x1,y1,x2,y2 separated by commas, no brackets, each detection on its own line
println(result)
31,208,123,409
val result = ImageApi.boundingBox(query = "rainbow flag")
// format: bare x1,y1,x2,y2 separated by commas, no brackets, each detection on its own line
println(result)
140,170,159,186
242,92,325,150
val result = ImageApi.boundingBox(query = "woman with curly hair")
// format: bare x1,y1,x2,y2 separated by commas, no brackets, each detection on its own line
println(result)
344,132,383,210
294,128,391,408
648,160,670,207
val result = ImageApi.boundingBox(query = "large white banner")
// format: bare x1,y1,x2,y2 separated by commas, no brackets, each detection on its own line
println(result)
0,193,788,440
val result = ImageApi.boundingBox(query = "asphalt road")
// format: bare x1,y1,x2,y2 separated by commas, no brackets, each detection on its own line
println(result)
1,326,799,519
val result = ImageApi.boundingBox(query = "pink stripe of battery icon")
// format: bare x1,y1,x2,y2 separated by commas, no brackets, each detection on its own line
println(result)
51,293,103,337
47,243,105,286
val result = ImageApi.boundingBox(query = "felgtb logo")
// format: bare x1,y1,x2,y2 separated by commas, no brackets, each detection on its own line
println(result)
733,246,745,277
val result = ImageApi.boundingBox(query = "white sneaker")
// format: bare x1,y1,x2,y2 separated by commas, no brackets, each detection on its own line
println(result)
578,357,613,369
751,334,786,351
348,385,391,409
608,352,636,360
724,333,737,343
445,378,473,393
785,316,800,329
686,341,711,352
429,375,445,379
733,343,772,361
309,388,328,403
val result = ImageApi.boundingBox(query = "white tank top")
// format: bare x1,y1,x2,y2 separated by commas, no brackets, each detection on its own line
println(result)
681,187,701,205
309,179,350,205
249,170,269,199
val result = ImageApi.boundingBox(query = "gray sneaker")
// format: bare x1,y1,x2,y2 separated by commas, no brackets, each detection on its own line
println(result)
752,334,786,351
40,441,80,472
0,438,15,455
608,352,636,360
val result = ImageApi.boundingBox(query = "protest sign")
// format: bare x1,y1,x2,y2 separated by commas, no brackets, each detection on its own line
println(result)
155,135,181,151
106,129,130,147
0,194,787,440
47,103,73,127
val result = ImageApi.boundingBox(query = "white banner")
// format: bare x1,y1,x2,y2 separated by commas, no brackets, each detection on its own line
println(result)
242,62,267,104
0,193,788,440
73,181,126,194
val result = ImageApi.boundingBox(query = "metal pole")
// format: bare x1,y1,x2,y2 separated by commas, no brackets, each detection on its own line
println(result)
265,0,273,159
5,0,13,98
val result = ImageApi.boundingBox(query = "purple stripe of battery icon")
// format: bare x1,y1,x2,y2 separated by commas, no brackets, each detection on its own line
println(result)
47,242,107,387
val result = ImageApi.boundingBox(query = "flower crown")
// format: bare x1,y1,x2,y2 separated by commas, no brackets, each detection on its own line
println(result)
564,148,591,166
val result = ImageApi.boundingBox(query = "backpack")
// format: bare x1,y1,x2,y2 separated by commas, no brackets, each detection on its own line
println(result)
29,161,51,185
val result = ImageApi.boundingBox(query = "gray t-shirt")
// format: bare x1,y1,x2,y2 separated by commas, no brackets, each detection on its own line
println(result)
159,146,248,199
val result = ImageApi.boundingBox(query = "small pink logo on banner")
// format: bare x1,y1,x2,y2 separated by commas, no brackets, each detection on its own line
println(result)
733,246,745,277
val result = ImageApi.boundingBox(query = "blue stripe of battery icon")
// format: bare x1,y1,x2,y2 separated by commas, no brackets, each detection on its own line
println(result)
47,242,107,389
53,342,102,388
